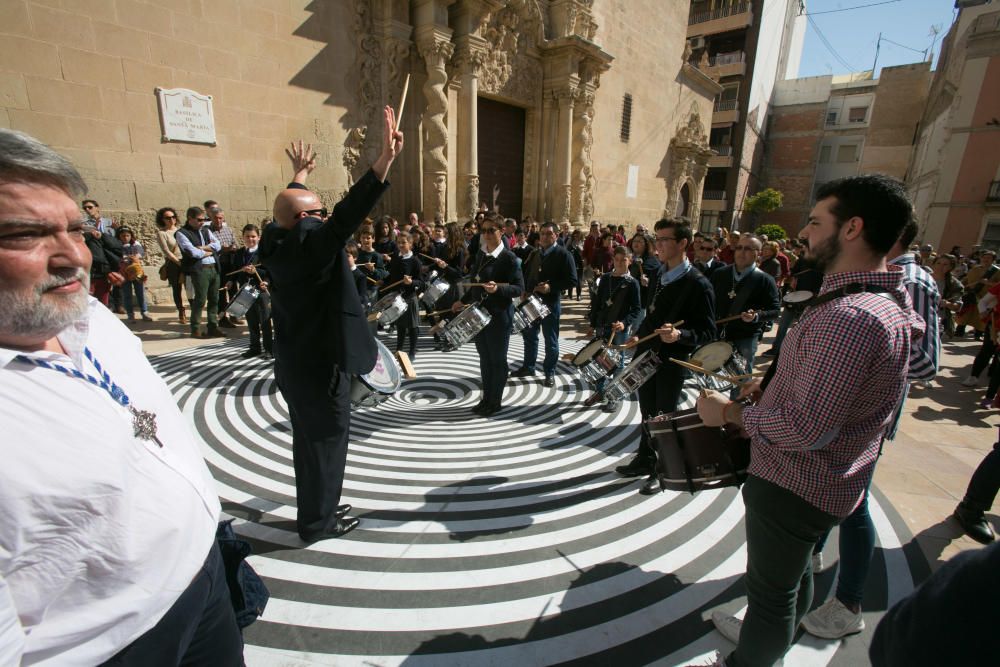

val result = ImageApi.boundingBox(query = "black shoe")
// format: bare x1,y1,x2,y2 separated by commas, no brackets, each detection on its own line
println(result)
511,367,536,378
480,403,502,417
219,317,237,328
299,517,360,543
206,327,227,338
542,375,555,388
639,474,663,495
241,349,262,359
616,455,655,477
472,400,488,414
953,505,996,544
334,503,352,518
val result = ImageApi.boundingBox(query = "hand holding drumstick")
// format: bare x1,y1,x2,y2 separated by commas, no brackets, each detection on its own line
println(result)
616,320,685,349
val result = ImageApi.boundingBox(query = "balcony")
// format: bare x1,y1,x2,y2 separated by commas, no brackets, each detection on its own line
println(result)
701,189,728,211
709,145,734,168
988,180,1000,205
704,51,747,78
688,1,753,38
712,98,740,125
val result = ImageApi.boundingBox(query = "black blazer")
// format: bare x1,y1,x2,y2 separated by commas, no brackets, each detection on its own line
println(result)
710,266,781,340
636,267,716,362
461,248,525,317
259,169,389,375
696,258,727,279
524,244,579,307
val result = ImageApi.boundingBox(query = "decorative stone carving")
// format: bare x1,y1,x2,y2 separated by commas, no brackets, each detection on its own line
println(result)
342,126,367,187
466,174,480,220
478,1,543,104
665,104,714,219
352,0,381,166
570,90,594,224
419,37,455,220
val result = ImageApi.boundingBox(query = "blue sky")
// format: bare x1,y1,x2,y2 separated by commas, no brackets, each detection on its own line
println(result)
797,0,960,77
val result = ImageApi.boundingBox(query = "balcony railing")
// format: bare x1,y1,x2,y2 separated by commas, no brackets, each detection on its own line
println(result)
689,1,751,25
711,145,733,156
709,51,745,67
714,99,738,112
703,190,726,200
989,180,1000,203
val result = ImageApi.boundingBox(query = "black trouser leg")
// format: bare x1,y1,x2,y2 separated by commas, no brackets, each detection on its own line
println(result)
963,441,1000,514
972,324,994,377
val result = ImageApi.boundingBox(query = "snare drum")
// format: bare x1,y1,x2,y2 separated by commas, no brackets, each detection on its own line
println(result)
225,283,260,319
646,408,750,489
350,338,402,408
572,338,623,386
511,295,552,334
442,305,491,351
602,350,661,402
689,341,748,392
783,290,814,307
370,293,408,325
421,273,451,308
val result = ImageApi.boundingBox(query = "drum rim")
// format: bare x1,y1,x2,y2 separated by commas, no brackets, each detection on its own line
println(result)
573,338,607,366
374,293,406,309
357,339,401,392
783,290,814,303
690,341,733,372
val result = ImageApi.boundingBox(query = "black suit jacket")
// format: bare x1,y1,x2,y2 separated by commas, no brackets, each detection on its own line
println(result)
696,258,727,279
523,244,579,307
259,169,389,376
637,267,716,362
462,248,525,318
710,265,781,340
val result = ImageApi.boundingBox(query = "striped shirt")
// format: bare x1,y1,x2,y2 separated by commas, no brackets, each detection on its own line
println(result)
742,267,924,518
890,253,940,381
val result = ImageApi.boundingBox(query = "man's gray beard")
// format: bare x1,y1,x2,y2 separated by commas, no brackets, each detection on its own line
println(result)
0,269,90,340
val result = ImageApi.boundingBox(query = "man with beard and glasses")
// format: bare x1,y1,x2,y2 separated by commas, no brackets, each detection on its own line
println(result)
0,129,240,665
694,174,925,667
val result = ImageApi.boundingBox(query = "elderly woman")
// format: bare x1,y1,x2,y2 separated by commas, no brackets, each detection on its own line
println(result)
759,240,782,282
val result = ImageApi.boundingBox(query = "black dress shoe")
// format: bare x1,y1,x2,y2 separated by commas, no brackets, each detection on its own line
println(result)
615,456,655,477
480,403,502,417
953,505,996,544
639,474,663,495
241,349,262,359
542,375,555,388
472,400,488,414
511,367,536,378
299,517,360,543
334,503,352,518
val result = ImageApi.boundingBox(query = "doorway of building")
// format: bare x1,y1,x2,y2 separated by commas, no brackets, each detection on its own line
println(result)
478,97,525,220
677,182,691,217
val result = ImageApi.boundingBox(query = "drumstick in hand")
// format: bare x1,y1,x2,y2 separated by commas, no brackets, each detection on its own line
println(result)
366,276,379,284
715,313,745,325
381,278,408,292
395,73,410,131
418,252,436,261
461,282,510,288
613,320,684,349
669,357,757,384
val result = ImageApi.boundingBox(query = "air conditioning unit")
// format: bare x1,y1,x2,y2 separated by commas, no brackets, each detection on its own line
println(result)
689,36,707,50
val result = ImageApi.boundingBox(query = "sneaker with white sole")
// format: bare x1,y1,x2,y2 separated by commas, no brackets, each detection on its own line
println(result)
812,552,824,574
712,610,742,644
801,597,865,639
962,375,981,387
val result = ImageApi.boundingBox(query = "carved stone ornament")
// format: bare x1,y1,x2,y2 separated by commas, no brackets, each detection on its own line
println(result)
478,1,543,104
342,126,367,186
665,104,713,217
352,0,381,163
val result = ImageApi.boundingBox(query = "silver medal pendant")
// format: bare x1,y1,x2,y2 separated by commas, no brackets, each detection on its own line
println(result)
130,406,161,446
728,289,737,299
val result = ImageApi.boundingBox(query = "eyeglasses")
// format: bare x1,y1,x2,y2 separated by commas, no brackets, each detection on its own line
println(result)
83,205,95,210
305,208,329,218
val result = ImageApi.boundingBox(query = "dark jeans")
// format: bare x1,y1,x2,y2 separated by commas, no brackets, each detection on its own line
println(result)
813,490,876,608
730,476,840,667
246,292,273,353
187,269,220,332
962,439,1000,514
122,279,147,317
99,543,243,666
166,261,184,311
521,299,561,376
971,323,995,378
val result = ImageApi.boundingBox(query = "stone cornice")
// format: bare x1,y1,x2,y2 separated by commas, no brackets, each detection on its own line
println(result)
680,62,724,98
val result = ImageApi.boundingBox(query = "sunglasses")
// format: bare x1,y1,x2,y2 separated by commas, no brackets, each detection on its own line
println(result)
162,214,176,219
83,205,96,210
305,208,329,218
195,217,208,222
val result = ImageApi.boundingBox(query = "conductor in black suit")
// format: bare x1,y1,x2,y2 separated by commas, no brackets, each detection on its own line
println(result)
709,234,781,370
260,107,403,542
452,213,524,416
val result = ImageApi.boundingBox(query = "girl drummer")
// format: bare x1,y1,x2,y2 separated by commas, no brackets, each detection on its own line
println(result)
385,231,425,359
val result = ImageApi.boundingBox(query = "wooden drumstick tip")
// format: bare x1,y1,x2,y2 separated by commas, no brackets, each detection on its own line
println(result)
395,73,410,130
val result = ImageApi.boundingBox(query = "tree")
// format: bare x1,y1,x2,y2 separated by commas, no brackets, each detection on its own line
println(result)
754,223,788,241
743,188,783,216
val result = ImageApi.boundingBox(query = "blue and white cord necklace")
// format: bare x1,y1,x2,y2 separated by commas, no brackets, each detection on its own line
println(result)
15,347,162,447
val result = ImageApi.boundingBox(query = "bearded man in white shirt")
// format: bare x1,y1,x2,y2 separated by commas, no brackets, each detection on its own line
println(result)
0,129,241,666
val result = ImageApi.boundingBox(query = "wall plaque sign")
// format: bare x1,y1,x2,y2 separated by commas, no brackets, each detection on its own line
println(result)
155,87,217,145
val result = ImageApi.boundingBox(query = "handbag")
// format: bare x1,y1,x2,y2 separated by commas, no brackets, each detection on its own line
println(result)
158,263,168,281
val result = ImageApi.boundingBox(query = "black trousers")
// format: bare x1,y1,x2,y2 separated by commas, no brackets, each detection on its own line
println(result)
246,292,273,353
476,309,512,407
636,362,686,461
275,356,351,537
100,543,243,666
963,439,1000,514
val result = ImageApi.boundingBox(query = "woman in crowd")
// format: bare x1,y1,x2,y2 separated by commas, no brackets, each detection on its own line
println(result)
627,232,660,335
155,206,187,323
589,232,615,275
933,254,964,338
759,240,782,282
373,216,398,262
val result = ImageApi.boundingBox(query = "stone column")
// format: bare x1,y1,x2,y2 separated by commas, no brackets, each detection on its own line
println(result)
570,88,594,224
553,87,576,224
454,37,486,221
417,30,454,221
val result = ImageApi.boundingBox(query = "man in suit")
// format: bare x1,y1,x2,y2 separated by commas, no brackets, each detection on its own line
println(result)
617,217,717,495
695,236,726,278
513,222,579,386
260,106,403,543
452,213,524,416
710,234,781,371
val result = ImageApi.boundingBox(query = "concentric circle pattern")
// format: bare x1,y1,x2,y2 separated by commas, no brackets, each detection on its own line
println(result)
150,334,925,666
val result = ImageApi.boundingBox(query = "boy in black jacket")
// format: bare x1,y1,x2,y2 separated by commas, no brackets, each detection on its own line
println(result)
233,223,273,359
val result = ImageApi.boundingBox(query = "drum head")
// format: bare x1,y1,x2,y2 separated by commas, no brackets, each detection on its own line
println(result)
690,341,733,372
783,290,814,304
572,338,606,366
373,293,400,311
361,339,401,393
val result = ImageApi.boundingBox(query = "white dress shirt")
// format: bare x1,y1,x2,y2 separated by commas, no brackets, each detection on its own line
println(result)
0,299,222,666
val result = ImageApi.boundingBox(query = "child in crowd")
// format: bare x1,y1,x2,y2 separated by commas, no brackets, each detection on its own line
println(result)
233,224,273,359
115,227,153,323
385,231,424,359
588,245,641,412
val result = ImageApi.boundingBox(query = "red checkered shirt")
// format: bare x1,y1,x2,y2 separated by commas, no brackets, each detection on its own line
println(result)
742,267,925,518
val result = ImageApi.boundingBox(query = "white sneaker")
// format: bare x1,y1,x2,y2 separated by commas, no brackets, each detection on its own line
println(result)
812,552,824,574
962,375,981,387
711,610,742,644
801,597,865,639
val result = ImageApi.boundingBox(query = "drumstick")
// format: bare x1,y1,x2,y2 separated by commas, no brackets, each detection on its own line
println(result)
461,282,510,288
395,73,410,130
612,320,684,349
669,357,756,384
418,252,437,261
381,277,409,292
715,313,746,325
606,328,616,347
366,276,379,284
225,265,258,276
427,307,454,317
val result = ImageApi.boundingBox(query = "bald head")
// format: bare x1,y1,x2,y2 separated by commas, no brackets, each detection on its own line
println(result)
273,188,323,229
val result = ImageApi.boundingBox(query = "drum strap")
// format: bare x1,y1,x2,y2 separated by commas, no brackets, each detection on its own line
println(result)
669,418,698,495
727,268,764,318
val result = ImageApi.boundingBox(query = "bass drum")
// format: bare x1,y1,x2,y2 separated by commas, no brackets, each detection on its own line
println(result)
646,408,750,491
350,338,402,408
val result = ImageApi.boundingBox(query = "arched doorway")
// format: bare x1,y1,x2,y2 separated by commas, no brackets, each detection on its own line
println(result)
676,182,691,217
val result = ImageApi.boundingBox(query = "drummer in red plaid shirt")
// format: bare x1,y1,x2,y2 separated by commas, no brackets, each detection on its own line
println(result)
694,174,926,667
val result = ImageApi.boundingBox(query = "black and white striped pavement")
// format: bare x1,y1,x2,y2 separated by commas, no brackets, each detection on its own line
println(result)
150,336,930,666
